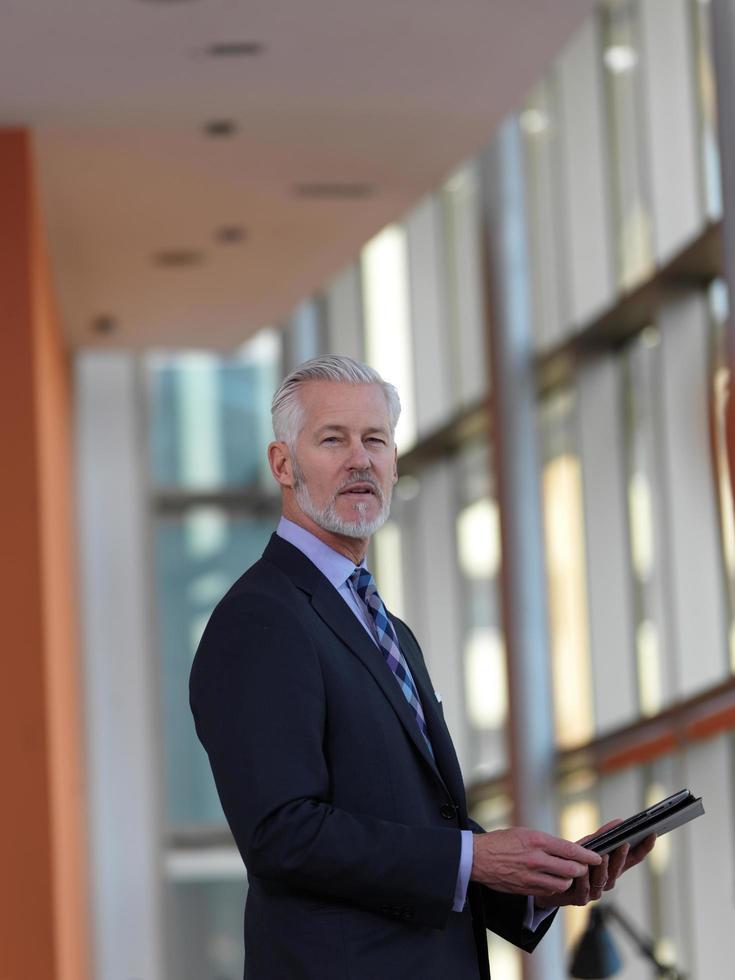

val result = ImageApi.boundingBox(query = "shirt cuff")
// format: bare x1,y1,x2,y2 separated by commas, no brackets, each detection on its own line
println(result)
524,898,556,931
452,830,473,912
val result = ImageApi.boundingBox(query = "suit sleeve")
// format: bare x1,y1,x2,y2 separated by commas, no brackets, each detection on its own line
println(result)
189,592,461,929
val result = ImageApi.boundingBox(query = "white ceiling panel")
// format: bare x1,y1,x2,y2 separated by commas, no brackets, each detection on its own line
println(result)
0,0,594,348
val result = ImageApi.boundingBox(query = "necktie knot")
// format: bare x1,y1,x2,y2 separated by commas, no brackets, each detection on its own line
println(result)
349,565,374,598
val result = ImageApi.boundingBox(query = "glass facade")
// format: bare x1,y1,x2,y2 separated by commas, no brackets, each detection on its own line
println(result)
441,162,488,407
709,279,735,666
693,0,723,220
78,0,735,977
149,334,280,492
154,509,276,827
522,76,568,351
361,224,417,452
165,876,247,980
455,440,508,777
621,329,673,714
147,333,283,978
539,391,594,749
602,0,655,289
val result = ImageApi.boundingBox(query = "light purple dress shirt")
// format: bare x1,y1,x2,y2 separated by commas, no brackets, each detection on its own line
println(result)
276,517,549,929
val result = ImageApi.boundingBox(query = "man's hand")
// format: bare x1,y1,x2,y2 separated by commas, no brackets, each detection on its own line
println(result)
535,821,657,909
470,828,603,897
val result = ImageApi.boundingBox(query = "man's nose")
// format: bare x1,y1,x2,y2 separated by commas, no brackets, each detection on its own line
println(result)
345,440,371,468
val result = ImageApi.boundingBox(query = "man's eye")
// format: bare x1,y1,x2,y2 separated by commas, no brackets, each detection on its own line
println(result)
321,436,339,444
366,437,387,446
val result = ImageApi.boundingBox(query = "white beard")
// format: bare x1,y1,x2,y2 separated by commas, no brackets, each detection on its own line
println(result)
291,457,391,538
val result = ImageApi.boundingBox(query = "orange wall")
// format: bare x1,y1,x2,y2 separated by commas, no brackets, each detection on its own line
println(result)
0,129,89,980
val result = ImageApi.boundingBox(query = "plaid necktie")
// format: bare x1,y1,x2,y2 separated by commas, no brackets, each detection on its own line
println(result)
349,566,434,758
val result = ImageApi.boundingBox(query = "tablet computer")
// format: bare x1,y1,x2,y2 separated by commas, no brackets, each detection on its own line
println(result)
585,789,704,855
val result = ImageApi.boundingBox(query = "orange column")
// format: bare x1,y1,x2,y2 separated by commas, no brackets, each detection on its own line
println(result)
0,129,90,980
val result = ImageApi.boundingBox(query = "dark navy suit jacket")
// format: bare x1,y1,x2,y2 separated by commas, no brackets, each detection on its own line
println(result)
189,534,555,979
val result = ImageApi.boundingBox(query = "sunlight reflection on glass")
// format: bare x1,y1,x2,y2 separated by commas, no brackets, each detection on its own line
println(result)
464,627,508,730
456,498,501,580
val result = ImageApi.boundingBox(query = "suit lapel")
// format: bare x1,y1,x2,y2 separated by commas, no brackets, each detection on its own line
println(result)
393,619,468,815
310,582,448,787
263,534,450,791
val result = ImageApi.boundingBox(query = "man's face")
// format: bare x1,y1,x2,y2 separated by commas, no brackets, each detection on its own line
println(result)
287,380,398,539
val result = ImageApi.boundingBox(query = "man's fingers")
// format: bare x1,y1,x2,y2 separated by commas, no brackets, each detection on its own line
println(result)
529,847,596,881
542,833,603,867
625,833,656,869
470,827,607,896
543,858,590,879
605,842,628,882
602,836,656,891
534,828,658,907
589,853,609,894
528,873,575,896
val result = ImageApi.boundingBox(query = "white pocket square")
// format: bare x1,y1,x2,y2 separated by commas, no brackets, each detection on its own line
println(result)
434,691,442,703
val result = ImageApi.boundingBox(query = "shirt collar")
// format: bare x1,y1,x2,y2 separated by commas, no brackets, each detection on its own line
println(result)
276,516,366,590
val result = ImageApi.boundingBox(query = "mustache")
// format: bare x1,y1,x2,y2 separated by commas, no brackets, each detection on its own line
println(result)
335,472,384,501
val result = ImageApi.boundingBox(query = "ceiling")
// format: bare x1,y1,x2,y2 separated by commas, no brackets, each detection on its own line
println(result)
1,0,594,350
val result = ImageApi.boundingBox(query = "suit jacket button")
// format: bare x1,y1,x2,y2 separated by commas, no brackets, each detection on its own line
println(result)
440,803,456,820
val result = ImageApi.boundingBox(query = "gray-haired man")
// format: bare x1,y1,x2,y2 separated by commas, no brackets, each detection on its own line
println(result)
190,355,653,979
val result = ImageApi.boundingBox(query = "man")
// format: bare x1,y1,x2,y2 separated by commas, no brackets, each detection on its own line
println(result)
190,355,653,979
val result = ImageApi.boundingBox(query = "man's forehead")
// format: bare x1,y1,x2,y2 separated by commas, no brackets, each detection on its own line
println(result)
299,379,390,423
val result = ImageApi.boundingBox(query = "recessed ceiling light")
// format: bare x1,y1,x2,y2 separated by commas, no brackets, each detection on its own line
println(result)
293,182,375,200
604,45,638,74
92,315,117,335
206,41,265,58
204,119,237,138
154,249,204,267
215,225,247,244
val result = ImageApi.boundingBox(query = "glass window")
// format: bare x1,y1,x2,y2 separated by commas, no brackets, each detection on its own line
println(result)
148,334,283,977
693,0,722,220
521,76,569,351
361,225,417,452
404,194,455,436
601,0,655,290
283,298,324,372
539,389,594,748
148,330,282,491
709,280,735,668
441,162,488,407
643,756,692,974
681,734,735,976
372,518,406,619
455,440,508,779
165,871,247,980
620,328,676,715
154,507,277,826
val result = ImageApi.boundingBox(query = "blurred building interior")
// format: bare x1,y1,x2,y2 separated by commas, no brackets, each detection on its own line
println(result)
3,0,735,978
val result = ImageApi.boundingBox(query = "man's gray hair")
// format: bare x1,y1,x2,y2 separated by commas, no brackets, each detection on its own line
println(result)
271,354,401,446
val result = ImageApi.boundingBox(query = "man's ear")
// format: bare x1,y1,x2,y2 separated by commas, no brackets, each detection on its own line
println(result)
268,441,294,488
392,446,398,485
